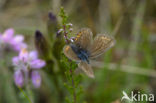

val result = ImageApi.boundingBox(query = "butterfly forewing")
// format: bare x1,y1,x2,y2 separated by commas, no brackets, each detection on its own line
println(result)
89,34,115,59
74,28,93,50
78,62,94,78
63,45,80,62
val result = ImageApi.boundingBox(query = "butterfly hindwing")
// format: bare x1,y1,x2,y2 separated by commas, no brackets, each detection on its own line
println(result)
74,28,93,50
78,61,94,78
63,45,80,62
89,34,115,59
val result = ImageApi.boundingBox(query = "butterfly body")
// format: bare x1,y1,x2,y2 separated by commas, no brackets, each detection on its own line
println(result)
63,28,115,78
70,44,90,63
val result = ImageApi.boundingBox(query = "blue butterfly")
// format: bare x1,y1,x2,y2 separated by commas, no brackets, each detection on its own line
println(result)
63,28,115,78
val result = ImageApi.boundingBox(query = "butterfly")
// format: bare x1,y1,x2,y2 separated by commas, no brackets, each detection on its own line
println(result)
63,28,115,78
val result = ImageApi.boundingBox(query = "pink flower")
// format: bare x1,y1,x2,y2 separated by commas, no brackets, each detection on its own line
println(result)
0,28,14,43
14,70,24,87
31,71,41,88
0,28,27,52
12,49,46,88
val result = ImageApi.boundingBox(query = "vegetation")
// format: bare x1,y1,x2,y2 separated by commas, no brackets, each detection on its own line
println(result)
0,0,156,103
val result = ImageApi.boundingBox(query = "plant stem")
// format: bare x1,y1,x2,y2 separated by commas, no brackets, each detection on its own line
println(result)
18,87,32,103
70,69,77,103
128,0,146,60
26,84,34,103
63,25,70,44
91,61,156,78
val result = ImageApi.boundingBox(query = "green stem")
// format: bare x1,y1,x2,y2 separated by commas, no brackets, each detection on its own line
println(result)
70,69,77,103
26,84,34,103
18,87,32,103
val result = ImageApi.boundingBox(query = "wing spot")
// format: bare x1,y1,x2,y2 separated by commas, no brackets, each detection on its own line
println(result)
66,46,70,51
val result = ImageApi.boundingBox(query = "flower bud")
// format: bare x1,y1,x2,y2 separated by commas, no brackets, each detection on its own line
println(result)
47,12,58,41
35,30,51,60
69,28,73,32
48,12,57,21
67,23,73,27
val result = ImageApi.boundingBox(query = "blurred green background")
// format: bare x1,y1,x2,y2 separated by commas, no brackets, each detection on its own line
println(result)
0,0,156,103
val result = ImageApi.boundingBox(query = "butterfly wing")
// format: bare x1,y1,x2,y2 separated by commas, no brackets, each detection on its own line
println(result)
78,61,94,78
63,45,80,62
89,34,115,59
74,28,93,50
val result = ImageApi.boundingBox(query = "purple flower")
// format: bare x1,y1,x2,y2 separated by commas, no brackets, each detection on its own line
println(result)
30,59,46,69
31,71,41,88
0,28,27,52
14,70,24,87
2,28,14,43
12,49,46,88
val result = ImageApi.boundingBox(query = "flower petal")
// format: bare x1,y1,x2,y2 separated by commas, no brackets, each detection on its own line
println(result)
29,51,38,61
2,28,14,43
19,48,29,62
12,56,19,66
10,35,24,44
14,70,24,87
30,59,46,69
31,71,41,88
12,43,27,52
